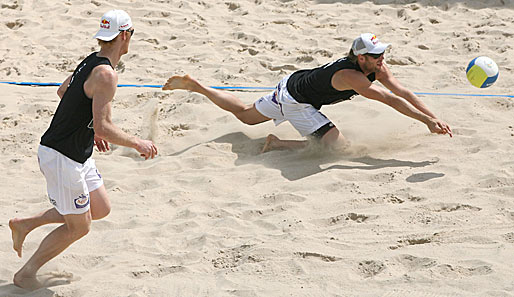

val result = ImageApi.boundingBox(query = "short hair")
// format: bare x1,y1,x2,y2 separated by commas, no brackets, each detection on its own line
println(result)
96,33,121,47
347,48,358,64
97,39,110,47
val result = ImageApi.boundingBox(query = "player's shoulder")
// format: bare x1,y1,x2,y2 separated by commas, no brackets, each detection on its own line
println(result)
336,67,367,79
91,64,117,84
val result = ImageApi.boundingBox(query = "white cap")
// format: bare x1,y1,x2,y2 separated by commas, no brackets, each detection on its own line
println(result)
94,10,132,41
351,33,391,55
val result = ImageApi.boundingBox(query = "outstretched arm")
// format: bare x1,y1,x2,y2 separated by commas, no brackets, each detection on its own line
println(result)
377,65,438,118
336,69,452,137
376,65,452,136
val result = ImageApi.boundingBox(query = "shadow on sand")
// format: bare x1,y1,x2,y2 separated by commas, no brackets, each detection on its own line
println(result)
0,271,74,297
0,283,54,297
170,132,437,181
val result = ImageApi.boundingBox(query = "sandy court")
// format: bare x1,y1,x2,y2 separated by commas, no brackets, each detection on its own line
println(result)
1,0,513,296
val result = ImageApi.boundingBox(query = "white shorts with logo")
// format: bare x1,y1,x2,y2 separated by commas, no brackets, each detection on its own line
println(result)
254,75,332,137
38,145,103,215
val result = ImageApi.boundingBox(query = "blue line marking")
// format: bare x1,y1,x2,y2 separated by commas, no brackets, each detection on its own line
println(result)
0,81,512,98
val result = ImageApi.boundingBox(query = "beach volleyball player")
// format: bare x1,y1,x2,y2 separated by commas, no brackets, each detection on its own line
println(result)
163,33,452,152
9,10,157,290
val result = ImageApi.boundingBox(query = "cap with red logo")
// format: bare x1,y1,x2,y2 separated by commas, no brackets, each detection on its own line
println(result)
351,33,391,55
94,10,132,41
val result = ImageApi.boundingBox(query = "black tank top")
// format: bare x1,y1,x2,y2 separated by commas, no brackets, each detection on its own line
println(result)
40,52,112,163
286,57,376,109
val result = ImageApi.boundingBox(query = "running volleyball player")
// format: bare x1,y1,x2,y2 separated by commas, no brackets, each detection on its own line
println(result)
9,10,157,290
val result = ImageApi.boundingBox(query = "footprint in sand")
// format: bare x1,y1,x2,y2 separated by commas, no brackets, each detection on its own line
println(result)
356,260,386,278
396,254,437,271
225,2,240,11
130,265,186,278
502,232,514,243
5,20,24,30
2,2,19,9
211,244,261,269
434,262,493,278
258,193,307,206
327,212,376,225
295,251,341,263
389,233,438,250
426,203,482,212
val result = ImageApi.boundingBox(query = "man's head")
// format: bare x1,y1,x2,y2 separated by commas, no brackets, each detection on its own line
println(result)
349,33,390,72
94,10,134,53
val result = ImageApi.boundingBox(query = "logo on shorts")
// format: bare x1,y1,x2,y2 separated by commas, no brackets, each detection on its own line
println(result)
49,197,57,207
74,194,90,209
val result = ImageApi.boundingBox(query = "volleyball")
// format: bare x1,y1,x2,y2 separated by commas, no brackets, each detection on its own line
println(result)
466,56,499,88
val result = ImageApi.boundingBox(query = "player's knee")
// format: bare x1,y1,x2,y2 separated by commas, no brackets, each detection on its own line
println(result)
93,205,111,220
310,123,340,145
67,223,91,240
235,112,258,125
321,127,341,146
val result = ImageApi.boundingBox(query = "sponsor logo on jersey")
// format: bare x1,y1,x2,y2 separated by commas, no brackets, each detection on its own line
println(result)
87,119,94,130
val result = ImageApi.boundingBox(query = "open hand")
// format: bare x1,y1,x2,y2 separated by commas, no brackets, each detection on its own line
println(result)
427,118,453,137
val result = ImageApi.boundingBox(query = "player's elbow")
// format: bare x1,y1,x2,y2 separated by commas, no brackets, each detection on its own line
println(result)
57,87,66,99
93,122,108,139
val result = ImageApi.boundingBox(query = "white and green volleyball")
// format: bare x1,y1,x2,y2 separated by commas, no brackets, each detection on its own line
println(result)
466,56,499,88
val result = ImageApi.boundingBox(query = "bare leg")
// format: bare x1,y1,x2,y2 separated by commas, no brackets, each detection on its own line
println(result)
9,186,109,258
261,127,349,153
13,211,91,291
321,127,348,147
261,134,309,153
163,75,270,125
9,209,63,258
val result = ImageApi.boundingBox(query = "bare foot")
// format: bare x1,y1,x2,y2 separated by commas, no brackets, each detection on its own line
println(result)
261,134,280,153
14,270,42,291
9,218,30,258
162,74,197,91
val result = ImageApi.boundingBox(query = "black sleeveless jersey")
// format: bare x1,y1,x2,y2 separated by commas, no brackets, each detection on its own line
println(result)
286,57,376,109
40,52,112,164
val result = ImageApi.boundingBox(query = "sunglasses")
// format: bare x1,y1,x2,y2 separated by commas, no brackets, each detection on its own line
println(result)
120,28,134,36
365,52,384,59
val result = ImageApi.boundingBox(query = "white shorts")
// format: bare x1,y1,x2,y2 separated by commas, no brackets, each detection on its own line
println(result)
38,145,103,215
254,75,332,137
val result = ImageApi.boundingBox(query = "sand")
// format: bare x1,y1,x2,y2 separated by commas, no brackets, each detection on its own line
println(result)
1,0,513,296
